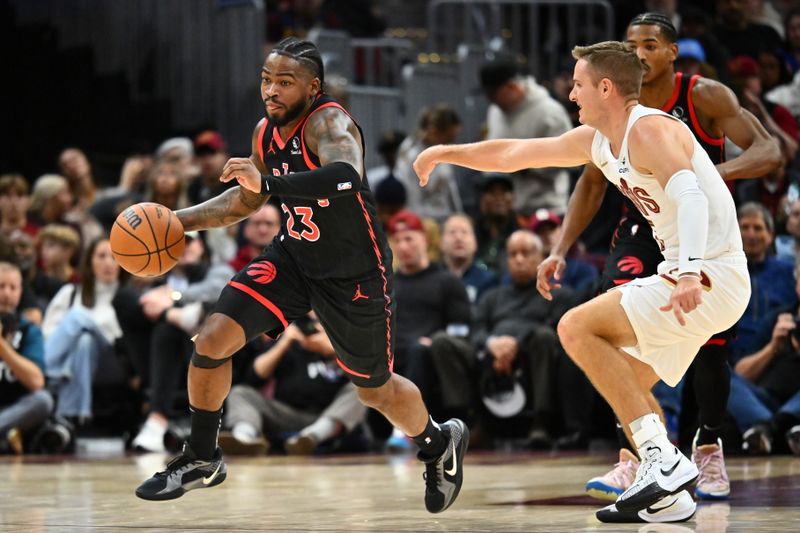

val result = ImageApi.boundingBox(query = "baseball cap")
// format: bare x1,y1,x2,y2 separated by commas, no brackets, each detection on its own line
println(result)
728,55,759,79
386,210,424,235
677,38,706,63
479,58,520,93
527,208,561,233
194,130,227,155
480,173,514,193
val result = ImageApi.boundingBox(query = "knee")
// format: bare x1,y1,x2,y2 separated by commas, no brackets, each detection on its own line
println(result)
76,331,96,352
194,313,246,358
556,308,584,355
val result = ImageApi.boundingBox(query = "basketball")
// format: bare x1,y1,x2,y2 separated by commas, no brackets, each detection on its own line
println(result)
110,202,185,277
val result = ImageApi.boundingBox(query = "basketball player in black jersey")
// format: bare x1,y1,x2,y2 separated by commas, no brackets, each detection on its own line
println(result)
135,38,468,513
537,13,780,506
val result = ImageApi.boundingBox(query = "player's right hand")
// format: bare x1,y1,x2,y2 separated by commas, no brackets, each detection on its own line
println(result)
536,254,566,300
412,146,441,187
220,157,261,193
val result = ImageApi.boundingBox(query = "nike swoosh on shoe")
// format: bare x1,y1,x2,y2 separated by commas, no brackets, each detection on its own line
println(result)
445,439,458,476
646,497,678,514
203,463,222,485
660,459,681,477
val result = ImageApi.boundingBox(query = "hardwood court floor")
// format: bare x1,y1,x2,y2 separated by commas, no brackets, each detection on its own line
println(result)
1,451,799,532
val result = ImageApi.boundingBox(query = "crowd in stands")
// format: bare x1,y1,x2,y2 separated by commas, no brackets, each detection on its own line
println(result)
2,0,800,459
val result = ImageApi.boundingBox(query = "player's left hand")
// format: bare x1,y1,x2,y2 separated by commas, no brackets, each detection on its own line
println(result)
220,157,261,193
412,146,442,187
660,275,703,326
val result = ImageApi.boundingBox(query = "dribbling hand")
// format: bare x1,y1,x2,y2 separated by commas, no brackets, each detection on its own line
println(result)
660,275,703,326
536,255,566,301
220,157,261,193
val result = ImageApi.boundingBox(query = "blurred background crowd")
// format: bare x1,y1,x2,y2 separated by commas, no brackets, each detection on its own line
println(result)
1,0,800,460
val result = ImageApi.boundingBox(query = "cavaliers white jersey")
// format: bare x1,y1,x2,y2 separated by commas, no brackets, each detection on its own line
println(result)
590,104,742,263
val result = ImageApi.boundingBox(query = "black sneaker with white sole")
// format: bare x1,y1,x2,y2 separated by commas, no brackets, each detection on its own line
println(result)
135,442,226,501
596,490,696,523
615,444,698,513
420,418,469,513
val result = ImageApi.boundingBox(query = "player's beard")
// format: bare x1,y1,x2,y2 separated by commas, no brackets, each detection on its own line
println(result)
266,98,307,126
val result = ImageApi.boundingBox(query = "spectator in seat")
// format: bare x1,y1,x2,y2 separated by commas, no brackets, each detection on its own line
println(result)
0,262,52,454
220,314,367,456
188,130,234,205
474,173,518,276
728,264,800,455
32,224,80,308
388,210,474,444
440,213,498,306
713,0,782,60
775,198,800,261
43,238,126,425
57,148,96,214
472,230,574,448
0,174,37,238
731,202,797,367
28,175,73,231
229,203,282,272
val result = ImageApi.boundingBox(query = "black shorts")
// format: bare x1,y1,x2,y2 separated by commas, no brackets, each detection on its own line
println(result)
214,241,395,388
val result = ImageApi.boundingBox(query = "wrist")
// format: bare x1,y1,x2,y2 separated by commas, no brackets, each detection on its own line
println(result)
678,271,701,280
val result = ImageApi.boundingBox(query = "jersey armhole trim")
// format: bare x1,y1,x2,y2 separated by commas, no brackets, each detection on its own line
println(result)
687,75,725,147
662,72,683,112
257,120,268,164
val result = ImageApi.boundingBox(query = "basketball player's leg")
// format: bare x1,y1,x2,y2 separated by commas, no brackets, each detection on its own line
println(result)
311,273,468,513
559,289,698,512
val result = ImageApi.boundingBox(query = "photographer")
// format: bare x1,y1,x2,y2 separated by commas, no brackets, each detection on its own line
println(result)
728,266,800,455
0,262,53,453
219,313,366,456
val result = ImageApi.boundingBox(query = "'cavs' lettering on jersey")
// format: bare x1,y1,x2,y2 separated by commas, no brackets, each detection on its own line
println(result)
617,177,661,216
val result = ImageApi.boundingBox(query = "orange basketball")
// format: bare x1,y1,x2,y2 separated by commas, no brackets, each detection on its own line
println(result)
110,202,185,277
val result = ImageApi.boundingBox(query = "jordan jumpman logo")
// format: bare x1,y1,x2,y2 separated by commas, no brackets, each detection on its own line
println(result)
352,284,368,301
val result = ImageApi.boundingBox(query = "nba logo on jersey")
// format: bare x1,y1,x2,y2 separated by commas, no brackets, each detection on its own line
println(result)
337,182,352,191
290,137,301,155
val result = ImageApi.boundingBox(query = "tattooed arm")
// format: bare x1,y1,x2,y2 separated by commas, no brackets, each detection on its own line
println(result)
176,120,270,231
221,107,364,199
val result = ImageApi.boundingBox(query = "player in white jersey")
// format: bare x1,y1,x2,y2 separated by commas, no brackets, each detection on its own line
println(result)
413,41,751,522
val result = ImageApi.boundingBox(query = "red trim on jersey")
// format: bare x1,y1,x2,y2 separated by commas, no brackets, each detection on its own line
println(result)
703,338,727,347
613,278,633,285
662,72,683,112
271,118,304,151
687,75,725,147
228,281,288,329
335,358,371,379
299,101,359,170
257,120,268,163
355,192,394,373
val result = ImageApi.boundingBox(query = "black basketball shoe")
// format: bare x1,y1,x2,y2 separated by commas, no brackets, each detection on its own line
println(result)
421,418,469,513
135,442,226,501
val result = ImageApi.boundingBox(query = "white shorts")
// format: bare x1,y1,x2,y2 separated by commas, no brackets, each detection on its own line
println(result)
615,253,750,386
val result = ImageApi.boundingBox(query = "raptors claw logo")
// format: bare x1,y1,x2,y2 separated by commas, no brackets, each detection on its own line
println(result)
247,260,277,284
617,256,644,275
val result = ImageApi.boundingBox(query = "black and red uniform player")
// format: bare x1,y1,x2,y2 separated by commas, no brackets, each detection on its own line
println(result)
220,92,396,386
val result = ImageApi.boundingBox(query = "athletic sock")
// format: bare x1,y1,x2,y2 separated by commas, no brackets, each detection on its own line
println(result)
693,344,730,442
189,406,222,460
696,423,723,446
412,416,447,461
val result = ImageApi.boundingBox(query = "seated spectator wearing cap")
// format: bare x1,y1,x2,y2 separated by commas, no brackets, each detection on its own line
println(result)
474,173,518,276
676,38,718,79
387,210,475,428
32,225,80,308
373,174,407,230
527,210,598,294
393,106,463,223
0,174,37,238
479,58,572,217
713,0,782,61
188,130,235,206
155,137,196,185
440,214,498,307
472,230,575,448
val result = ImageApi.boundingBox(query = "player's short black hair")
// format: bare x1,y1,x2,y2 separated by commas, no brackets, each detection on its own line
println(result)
628,12,678,43
271,37,325,87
